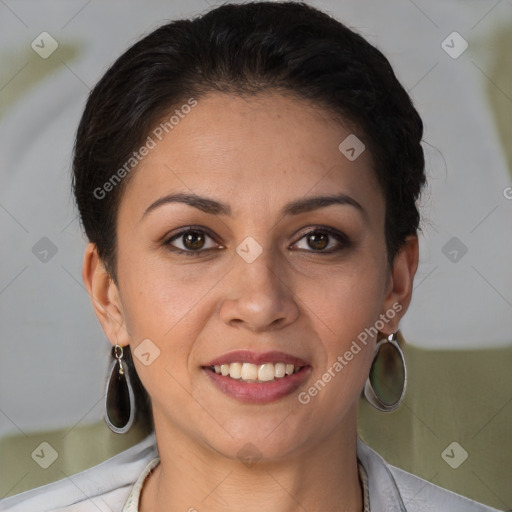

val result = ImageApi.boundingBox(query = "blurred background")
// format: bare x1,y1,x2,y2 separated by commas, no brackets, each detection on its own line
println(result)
1,0,511,509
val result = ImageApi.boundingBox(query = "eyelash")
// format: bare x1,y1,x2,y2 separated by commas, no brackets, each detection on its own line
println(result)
163,225,351,257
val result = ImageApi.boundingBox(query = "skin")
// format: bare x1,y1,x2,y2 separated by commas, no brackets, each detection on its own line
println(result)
83,92,418,512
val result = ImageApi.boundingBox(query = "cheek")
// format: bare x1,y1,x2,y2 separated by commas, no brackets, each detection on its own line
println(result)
297,258,386,397
119,249,215,335
295,284,380,427
117,251,224,382
117,261,212,416
300,256,387,342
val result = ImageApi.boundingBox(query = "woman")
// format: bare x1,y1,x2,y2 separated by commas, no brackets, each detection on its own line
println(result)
0,2,501,511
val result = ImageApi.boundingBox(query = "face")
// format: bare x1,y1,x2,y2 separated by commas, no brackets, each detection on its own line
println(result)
86,92,416,462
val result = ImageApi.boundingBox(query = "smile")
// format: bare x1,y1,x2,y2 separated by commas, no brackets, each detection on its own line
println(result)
209,362,302,382
202,354,311,403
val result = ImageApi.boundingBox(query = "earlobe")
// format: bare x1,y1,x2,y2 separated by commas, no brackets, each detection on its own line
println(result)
381,235,419,333
82,243,129,346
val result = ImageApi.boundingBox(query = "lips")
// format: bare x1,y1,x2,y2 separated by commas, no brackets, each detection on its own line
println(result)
201,350,312,404
203,365,311,403
203,350,309,367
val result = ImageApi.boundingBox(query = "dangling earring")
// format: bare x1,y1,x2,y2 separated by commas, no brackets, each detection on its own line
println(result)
105,344,135,434
363,331,407,412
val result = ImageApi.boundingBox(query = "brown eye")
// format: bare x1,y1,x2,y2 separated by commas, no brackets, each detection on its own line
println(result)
164,227,221,256
307,232,329,250
292,227,351,253
182,231,205,250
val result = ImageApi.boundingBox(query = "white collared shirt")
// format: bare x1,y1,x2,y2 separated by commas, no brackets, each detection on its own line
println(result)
121,455,371,511
0,433,501,512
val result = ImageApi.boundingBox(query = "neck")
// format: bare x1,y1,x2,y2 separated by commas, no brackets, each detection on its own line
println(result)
140,407,362,512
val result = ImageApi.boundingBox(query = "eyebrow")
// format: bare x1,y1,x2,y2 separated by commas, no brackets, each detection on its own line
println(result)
141,192,367,222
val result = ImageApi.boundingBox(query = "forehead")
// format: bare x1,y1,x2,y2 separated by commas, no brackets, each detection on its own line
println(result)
119,92,383,221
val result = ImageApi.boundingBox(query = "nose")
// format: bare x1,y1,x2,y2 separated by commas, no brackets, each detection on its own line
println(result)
219,248,300,333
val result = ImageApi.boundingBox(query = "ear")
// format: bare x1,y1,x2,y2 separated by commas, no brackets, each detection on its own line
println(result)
380,235,419,334
82,243,130,347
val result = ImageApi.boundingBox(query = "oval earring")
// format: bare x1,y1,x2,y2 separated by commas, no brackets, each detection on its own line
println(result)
104,344,135,434
363,332,407,412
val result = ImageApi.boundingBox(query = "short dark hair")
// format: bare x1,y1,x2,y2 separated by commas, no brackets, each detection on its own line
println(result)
73,0,425,282
72,1,426,433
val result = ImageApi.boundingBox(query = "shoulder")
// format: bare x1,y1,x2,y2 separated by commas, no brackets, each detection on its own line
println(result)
356,437,501,512
388,464,501,512
0,433,158,512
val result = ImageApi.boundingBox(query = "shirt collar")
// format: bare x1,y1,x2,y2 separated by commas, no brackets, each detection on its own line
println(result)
123,436,406,512
357,436,408,512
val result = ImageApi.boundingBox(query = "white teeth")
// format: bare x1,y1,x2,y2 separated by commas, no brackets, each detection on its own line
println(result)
210,362,302,382
274,363,286,378
229,362,242,379
258,363,275,382
241,362,259,381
